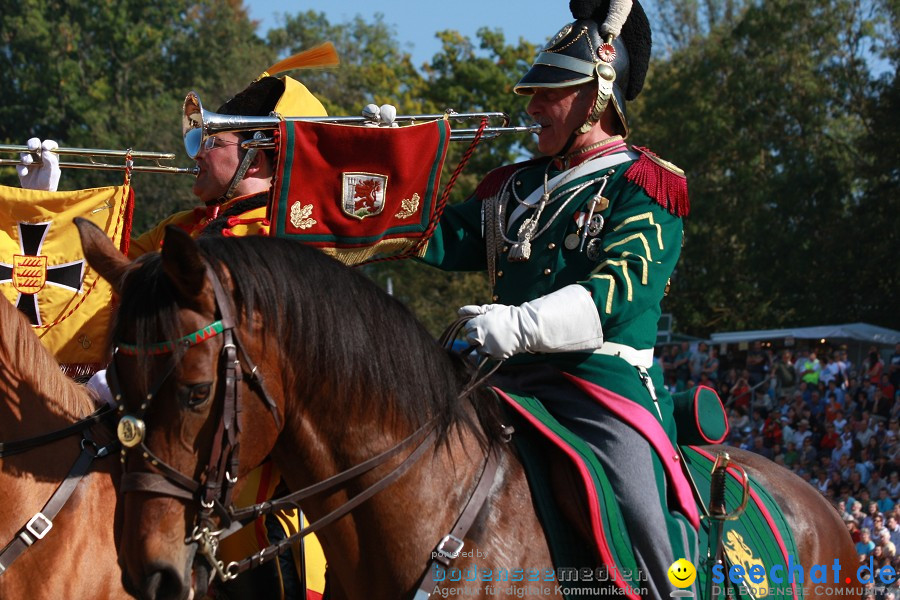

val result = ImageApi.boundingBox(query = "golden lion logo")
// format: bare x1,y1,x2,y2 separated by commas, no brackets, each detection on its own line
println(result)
723,530,768,597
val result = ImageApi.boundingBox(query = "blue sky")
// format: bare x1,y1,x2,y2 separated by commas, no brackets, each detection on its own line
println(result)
244,0,572,67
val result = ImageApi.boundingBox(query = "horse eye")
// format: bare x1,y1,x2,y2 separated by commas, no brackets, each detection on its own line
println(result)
178,382,212,408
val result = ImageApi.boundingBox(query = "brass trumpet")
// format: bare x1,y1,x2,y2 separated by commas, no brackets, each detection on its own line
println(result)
182,91,541,159
0,144,198,175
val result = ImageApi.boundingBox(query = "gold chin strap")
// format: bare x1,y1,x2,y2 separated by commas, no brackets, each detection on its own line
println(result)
576,60,617,135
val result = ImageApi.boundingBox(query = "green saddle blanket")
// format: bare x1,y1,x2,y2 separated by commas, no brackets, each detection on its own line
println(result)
500,389,802,600
681,446,803,600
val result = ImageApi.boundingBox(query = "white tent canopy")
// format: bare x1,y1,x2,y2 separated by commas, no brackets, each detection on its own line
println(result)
710,322,900,368
710,323,900,346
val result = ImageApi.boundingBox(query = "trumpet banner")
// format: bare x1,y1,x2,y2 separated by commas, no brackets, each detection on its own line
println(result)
0,184,133,374
269,119,450,264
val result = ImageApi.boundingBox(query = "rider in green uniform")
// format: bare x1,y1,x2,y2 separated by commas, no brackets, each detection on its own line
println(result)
421,1,697,596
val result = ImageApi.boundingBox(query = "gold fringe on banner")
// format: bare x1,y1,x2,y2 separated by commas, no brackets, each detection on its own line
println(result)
319,238,428,266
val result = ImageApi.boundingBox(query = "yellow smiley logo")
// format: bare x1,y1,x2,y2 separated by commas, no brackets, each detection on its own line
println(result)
667,558,697,588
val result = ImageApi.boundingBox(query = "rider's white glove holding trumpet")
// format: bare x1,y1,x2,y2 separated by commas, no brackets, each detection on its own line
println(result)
17,137,61,192
361,103,399,127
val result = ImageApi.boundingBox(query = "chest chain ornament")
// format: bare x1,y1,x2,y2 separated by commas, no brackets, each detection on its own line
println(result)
504,164,610,262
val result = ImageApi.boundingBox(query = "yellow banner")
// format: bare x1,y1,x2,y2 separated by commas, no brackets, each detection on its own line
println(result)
0,184,132,369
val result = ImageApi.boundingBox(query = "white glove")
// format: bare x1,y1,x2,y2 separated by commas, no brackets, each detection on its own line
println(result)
17,138,61,191
378,104,398,127
86,369,116,408
459,284,603,359
361,103,399,127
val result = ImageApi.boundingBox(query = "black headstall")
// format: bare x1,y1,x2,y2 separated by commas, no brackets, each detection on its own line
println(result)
109,262,281,536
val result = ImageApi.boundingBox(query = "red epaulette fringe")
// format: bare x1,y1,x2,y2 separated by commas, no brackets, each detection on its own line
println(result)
624,146,690,217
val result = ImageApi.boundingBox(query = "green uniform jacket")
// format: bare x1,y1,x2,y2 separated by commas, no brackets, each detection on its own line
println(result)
422,146,687,435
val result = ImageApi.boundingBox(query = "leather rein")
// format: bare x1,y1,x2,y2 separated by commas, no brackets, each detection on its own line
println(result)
110,260,501,596
0,404,118,574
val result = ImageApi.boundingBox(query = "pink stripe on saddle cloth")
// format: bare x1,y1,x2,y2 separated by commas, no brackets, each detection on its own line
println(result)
688,446,799,600
496,388,640,600
561,373,700,529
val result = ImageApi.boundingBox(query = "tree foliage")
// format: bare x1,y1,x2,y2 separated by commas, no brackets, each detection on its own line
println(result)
1,0,896,336
633,0,898,334
0,0,271,232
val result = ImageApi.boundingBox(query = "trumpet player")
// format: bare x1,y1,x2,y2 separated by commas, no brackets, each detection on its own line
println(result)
17,74,328,256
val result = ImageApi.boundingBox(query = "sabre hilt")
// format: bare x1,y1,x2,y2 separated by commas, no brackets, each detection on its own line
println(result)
706,452,735,600
709,452,729,518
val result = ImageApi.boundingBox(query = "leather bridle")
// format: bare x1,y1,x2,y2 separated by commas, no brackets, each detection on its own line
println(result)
110,259,502,597
0,405,117,574
109,265,268,519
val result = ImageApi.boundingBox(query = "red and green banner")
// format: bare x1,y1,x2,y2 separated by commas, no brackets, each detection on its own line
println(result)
269,119,450,264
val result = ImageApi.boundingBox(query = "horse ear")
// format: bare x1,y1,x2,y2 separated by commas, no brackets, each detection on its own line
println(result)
74,217,133,295
161,225,207,304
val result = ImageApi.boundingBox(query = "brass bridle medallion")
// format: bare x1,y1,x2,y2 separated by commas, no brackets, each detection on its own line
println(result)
117,415,146,448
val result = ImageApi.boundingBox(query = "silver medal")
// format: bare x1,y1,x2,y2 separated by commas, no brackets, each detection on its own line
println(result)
564,233,581,250
587,215,605,237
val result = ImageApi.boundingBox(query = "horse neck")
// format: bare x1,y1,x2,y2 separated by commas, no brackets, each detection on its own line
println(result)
0,305,94,439
271,388,497,597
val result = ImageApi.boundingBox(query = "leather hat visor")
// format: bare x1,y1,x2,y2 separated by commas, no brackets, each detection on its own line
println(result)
514,55,595,95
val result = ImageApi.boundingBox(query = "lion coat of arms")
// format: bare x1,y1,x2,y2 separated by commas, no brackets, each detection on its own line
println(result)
342,172,388,220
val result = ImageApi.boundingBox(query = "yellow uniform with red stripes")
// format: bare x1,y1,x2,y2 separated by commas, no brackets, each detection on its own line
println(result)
128,193,270,257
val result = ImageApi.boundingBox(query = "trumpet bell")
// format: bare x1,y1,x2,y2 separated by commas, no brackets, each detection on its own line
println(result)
182,90,289,159
183,92,205,159
184,128,203,160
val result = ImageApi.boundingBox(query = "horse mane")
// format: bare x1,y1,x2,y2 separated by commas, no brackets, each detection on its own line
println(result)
0,297,95,419
113,236,501,444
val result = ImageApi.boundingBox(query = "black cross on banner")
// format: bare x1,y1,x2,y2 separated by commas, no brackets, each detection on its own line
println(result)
0,222,85,326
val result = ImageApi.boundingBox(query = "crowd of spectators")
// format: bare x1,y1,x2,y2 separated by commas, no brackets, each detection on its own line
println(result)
657,340,900,598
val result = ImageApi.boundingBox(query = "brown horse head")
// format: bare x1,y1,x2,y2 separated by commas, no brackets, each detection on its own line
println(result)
78,219,285,599
77,219,510,598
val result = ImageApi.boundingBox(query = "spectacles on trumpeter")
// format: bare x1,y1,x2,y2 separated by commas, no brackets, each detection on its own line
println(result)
203,136,241,151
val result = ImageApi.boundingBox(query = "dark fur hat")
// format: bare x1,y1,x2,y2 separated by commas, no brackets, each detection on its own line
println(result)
569,0,651,100
216,77,285,116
